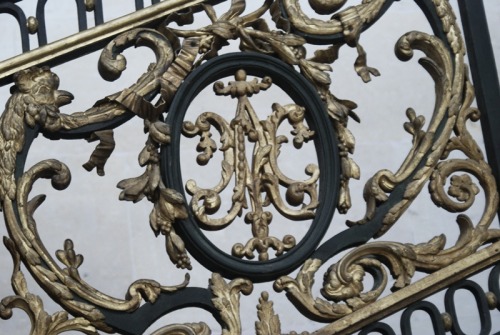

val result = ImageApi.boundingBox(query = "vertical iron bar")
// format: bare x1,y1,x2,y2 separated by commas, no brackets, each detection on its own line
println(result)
0,3,30,52
93,0,104,25
36,0,48,46
76,0,88,31
135,0,144,10
458,0,500,224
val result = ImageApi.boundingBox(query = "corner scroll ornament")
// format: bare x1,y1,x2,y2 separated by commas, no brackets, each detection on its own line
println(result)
0,28,198,331
210,273,253,335
273,0,500,323
182,69,318,261
0,237,100,335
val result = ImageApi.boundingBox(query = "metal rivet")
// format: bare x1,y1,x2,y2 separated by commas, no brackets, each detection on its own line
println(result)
85,0,95,11
26,16,39,34
485,291,498,309
441,312,453,331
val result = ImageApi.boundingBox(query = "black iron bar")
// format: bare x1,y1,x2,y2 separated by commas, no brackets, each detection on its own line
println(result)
458,0,500,225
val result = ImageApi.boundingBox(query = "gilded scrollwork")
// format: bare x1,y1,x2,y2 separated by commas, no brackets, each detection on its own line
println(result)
273,0,500,323
0,237,100,335
0,66,73,203
270,0,384,82
0,27,197,330
256,292,281,335
149,323,211,335
210,273,253,335
276,226,500,322
6,158,190,326
271,0,387,38
274,259,353,321
168,0,360,214
182,69,319,260
348,23,461,235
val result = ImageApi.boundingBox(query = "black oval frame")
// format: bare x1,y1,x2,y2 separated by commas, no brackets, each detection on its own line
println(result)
162,52,339,282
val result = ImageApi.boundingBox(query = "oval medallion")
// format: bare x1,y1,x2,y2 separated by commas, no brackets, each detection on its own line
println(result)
163,52,339,282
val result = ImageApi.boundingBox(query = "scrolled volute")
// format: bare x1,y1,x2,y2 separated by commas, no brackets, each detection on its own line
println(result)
149,322,211,335
349,30,459,236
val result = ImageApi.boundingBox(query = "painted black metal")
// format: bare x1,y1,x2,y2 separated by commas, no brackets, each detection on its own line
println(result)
0,0,103,52
489,264,500,312
365,259,386,290
400,301,446,335
135,0,144,10
0,0,227,87
163,52,340,282
102,288,220,335
312,122,451,263
93,0,104,26
36,0,88,47
273,0,398,45
366,263,500,335
359,322,397,335
0,2,30,52
413,0,449,51
13,126,220,335
42,111,135,140
2,0,103,49
5,0,500,333
445,280,492,335
312,0,455,264
457,0,500,225
75,0,89,31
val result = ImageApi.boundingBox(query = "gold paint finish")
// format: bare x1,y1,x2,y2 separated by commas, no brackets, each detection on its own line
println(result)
0,0,499,334
149,323,211,335
210,274,253,335
441,312,453,331
26,16,39,34
313,241,500,335
183,70,318,261
256,292,282,335
486,292,498,310
85,0,96,12
0,0,205,83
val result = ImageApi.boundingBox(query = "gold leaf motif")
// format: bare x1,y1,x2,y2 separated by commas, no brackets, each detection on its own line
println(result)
210,274,253,335
256,292,281,335
0,26,202,325
275,259,353,321
150,322,211,335
1,238,101,334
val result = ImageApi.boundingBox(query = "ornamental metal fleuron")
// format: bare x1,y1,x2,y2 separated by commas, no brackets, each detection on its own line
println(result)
0,0,499,334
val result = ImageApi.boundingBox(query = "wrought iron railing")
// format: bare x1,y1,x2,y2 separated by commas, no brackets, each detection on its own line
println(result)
0,0,499,334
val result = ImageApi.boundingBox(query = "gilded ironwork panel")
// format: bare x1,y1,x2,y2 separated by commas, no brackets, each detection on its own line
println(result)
0,0,499,334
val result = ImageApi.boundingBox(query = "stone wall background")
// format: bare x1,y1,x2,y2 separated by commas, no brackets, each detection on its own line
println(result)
0,1,499,334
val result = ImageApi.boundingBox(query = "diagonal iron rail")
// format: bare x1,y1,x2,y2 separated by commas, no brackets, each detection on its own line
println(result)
313,241,500,335
0,0,205,86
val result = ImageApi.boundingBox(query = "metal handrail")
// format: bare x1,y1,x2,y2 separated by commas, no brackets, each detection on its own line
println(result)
0,0,203,86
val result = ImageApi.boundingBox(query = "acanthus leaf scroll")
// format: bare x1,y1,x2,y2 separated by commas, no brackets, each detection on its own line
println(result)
182,69,318,261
